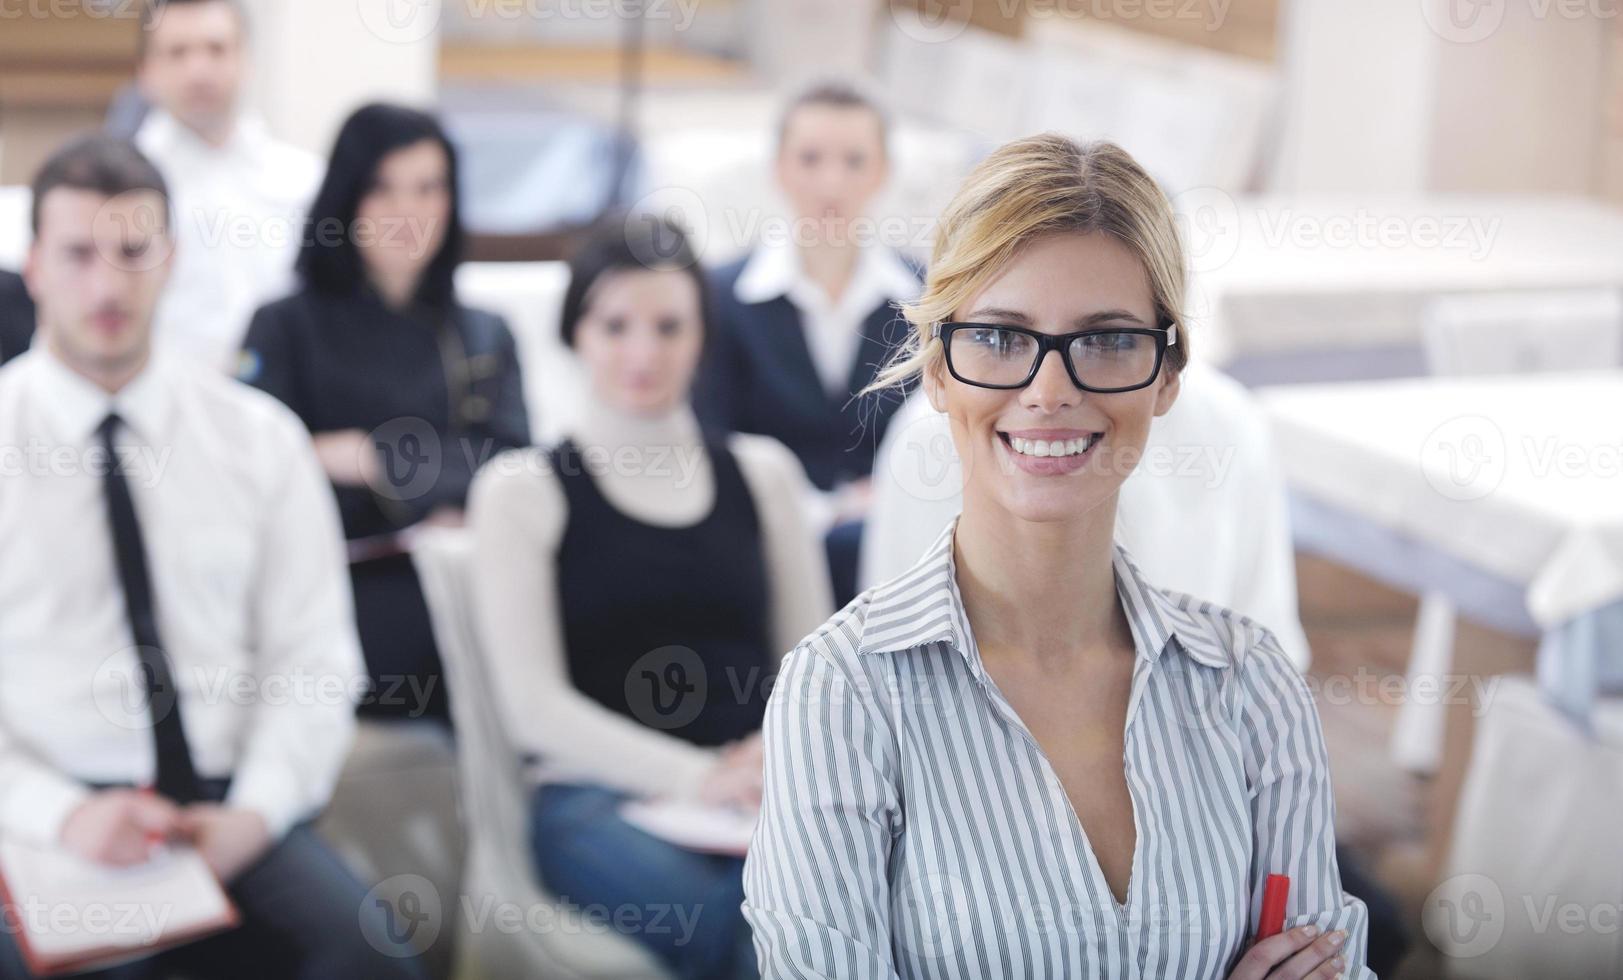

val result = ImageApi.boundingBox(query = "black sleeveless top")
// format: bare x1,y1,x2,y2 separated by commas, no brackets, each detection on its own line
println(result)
552,437,773,747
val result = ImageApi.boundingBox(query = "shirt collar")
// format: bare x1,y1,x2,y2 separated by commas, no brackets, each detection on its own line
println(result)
29,345,175,446
858,517,1233,671
137,109,265,163
734,237,921,309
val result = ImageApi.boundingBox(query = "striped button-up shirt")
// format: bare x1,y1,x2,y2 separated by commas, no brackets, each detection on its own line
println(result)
743,520,1373,979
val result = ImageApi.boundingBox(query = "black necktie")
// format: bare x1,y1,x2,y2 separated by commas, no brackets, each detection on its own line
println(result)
99,413,200,803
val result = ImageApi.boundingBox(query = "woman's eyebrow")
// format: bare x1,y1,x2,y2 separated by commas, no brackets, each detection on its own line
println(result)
1074,309,1149,327
963,306,1031,324
961,307,1150,326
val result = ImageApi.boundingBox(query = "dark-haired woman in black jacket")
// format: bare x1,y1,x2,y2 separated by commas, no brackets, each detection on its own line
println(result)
241,103,529,725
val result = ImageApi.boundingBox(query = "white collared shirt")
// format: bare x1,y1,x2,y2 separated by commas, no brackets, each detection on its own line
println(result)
136,111,322,372
0,347,363,843
734,239,921,397
744,520,1373,979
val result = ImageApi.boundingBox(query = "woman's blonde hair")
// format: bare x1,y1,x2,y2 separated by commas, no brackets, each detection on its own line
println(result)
871,134,1188,393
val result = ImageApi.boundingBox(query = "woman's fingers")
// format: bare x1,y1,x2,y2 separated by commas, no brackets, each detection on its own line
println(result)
1227,924,1341,980
1274,929,1347,980
1306,952,1349,979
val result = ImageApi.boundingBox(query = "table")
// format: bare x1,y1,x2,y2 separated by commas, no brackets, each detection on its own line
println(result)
1260,371,1623,726
1185,195,1623,383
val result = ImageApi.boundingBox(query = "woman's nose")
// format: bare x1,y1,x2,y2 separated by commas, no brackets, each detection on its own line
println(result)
1020,349,1079,412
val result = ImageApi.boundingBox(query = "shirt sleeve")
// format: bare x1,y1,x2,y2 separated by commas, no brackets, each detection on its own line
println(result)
743,640,904,980
0,734,91,845
1238,628,1376,979
225,411,364,838
238,302,310,422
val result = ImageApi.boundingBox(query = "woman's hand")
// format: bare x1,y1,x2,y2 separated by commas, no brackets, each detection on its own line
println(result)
1227,924,1348,980
698,734,766,809
311,429,378,487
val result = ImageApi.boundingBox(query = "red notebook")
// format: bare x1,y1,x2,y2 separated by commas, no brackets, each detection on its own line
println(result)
0,839,238,977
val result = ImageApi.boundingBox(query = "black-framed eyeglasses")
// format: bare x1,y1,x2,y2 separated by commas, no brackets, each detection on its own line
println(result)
936,322,1177,392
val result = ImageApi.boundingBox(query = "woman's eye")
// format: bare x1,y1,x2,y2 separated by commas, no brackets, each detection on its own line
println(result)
1081,332,1132,352
603,317,626,335
657,318,681,337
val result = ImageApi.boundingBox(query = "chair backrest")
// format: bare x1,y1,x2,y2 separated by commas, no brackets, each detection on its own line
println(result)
1422,288,1623,377
0,185,29,270
411,529,536,869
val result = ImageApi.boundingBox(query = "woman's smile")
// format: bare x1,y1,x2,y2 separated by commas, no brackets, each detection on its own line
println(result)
995,427,1106,475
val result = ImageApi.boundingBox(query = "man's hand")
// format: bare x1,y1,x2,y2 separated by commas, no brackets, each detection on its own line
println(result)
176,805,271,884
60,790,179,866
311,430,378,487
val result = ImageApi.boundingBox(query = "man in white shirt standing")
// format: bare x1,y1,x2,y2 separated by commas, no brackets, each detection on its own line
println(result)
134,0,321,371
0,136,423,978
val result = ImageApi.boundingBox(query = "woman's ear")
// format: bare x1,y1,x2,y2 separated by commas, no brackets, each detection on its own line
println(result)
1153,367,1181,417
923,357,948,413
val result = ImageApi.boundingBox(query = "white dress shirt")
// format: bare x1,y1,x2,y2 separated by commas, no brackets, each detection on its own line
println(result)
136,111,322,372
860,361,1314,669
734,238,922,397
0,347,363,844
744,520,1373,979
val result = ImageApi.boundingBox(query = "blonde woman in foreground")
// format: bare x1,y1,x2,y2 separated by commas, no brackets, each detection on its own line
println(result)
742,135,1374,979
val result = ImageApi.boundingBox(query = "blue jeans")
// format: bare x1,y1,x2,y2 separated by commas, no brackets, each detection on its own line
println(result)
530,783,756,980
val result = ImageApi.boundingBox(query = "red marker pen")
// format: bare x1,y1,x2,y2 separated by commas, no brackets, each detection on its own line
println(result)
1256,874,1291,941
139,786,167,851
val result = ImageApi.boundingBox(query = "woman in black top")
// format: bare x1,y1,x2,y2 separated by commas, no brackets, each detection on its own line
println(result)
467,215,831,980
241,103,529,725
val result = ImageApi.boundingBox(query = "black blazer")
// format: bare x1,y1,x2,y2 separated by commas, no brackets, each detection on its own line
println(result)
0,271,35,367
242,287,531,538
694,252,919,492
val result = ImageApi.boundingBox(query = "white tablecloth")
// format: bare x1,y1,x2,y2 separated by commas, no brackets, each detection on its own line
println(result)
1185,195,1623,374
1262,372,1623,723
1261,371,1623,627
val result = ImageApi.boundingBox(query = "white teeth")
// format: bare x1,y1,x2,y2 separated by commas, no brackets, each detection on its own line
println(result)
1008,435,1097,458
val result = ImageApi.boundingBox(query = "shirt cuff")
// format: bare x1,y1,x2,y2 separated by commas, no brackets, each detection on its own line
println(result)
225,761,307,840
1,770,92,846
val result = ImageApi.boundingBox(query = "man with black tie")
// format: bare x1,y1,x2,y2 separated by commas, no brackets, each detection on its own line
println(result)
0,271,33,365
0,137,424,978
